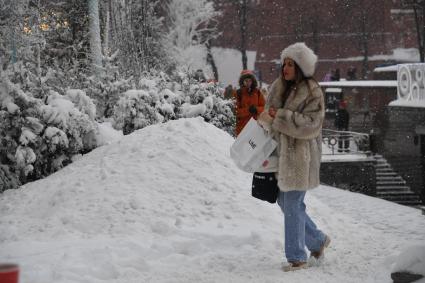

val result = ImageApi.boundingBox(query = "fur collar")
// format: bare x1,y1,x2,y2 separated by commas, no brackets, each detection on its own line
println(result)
267,78,320,111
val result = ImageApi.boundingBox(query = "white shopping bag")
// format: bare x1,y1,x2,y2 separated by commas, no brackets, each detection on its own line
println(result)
230,118,278,173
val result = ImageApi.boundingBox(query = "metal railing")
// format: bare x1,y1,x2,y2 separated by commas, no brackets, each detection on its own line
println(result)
322,129,371,155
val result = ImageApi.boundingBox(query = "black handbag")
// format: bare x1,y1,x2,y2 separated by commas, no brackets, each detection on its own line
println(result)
251,172,279,203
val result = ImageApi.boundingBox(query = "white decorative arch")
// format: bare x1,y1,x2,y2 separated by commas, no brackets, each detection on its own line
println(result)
397,64,425,102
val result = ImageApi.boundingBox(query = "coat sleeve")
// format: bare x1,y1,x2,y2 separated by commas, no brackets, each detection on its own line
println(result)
271,87,325,140
233,90,247,118
257,91,265,114
258,111,273,131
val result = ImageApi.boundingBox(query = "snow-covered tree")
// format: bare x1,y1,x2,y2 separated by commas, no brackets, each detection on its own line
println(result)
83,50,134,118
0,0,31,66
0,0,235,191
108,0,170,77
164,0,220,75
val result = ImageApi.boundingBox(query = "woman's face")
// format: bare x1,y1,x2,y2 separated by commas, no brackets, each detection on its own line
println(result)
243,78,253,88
282,58,296,81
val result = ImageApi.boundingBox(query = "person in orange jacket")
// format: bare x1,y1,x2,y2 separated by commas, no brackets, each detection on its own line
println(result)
234,70,265,136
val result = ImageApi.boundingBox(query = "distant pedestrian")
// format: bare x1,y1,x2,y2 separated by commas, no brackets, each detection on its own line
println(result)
347,66,357,80
334,99,350,152
193,69,206,82
369,129,377,155
233,70,265,136
323,71,332,82
224,84,234,99
331,68,340,81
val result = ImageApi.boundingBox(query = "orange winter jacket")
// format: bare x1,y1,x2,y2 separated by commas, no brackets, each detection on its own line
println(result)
234,87,265,136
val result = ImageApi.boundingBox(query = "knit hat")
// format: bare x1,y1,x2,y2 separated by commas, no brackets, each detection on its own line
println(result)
280,42,318,77
240,69,254,76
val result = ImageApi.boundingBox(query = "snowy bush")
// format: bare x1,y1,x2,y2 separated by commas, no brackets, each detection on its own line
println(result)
0,165,20,193
179,81,234,135
65,89,97,120
112,71,234,135
0,70,99,190
83,50,134,118
41,90,98,156
15,145,37,177
113,89,164,135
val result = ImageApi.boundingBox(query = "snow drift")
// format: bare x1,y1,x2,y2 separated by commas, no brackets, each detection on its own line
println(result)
1,117,424,283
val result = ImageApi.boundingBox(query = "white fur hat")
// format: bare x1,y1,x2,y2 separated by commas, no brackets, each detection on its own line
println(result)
280,42,318,77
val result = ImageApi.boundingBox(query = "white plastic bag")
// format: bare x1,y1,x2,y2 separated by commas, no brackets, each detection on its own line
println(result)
230,118,278,173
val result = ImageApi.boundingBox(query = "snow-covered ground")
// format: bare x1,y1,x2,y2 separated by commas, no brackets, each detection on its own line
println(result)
1,118,424,283
389,99,425,108
96,121,124,146
319,80,398,88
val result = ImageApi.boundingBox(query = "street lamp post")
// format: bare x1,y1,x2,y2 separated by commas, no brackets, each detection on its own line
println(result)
402,0,425,62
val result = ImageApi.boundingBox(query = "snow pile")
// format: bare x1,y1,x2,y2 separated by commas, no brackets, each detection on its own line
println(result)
1,118,425,283
65,89,97,121
389,99,425,108
391,48,420,62
392,245,425,279
95,121,124,146
319,80,397,88
374,65,398,73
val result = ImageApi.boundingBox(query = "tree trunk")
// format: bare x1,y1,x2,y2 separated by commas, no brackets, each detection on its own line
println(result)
206,40,218,81
88,0,103,77
239,0,248,70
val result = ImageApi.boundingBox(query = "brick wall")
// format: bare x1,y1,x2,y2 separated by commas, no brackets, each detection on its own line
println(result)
322,86,397,133
213,0,418,83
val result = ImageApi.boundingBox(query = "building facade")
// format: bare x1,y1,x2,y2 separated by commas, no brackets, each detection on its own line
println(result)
213,0,418,83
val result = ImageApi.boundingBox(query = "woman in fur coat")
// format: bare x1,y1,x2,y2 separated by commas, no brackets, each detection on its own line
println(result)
258,42,330,272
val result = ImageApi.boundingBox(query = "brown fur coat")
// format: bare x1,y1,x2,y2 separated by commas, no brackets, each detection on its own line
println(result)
258,77,325,191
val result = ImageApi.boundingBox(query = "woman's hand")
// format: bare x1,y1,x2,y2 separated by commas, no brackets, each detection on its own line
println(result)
257,111,274,132
269,107,277,118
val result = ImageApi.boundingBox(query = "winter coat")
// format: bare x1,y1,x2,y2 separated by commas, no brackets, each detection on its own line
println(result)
234,82,265,136
334,108,349,131
258,77,325,191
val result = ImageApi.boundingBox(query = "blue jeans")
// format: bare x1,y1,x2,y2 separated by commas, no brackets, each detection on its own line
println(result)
277,190,326,262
